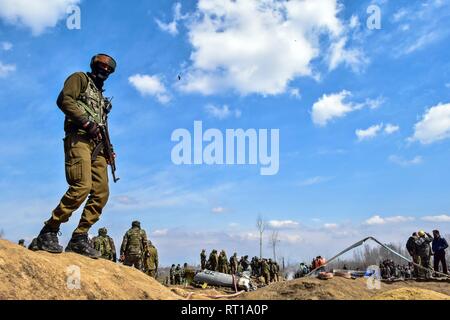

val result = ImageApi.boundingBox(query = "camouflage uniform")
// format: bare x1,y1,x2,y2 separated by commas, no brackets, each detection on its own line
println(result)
143,241,159,278
218,250,229,274
415,233,433,278
169,264,176,285
208,250,219,271
230,253,239,274
261,259,271,285
200,249,207,270
120,221,147,270
93,227,116,261
175,264,182,285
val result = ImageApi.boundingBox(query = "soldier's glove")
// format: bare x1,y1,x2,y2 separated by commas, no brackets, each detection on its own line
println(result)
82,120,101,139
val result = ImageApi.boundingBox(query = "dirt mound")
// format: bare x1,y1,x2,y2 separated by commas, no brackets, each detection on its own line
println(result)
373,288,450,300
237,276,450,300
0,240,180,300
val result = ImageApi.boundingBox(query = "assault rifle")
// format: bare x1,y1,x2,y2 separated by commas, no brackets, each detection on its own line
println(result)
92,97,120,183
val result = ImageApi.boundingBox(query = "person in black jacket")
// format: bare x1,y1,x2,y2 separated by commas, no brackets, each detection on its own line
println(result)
432,230,449,275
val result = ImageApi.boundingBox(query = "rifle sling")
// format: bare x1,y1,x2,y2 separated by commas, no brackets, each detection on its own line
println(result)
91,141,104,161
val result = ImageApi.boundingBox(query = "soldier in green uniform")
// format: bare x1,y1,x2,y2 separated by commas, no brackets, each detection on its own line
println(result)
208,249,219,271
169,264,176,285
230,252,238,274
218,250,229,274
175,264,182,285
143,240,159,278
261,259,271,285
200,249,207,270
93,227,116,262
34,54,117,258
269,259,279,282
120,221,147,270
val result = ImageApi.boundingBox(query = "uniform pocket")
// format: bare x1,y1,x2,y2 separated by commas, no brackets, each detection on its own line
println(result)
65,158,83,184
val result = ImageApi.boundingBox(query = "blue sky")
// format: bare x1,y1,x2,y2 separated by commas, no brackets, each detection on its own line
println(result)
0,0,450,266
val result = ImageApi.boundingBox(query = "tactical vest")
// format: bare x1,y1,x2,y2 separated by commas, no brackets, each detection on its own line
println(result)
77,73,107,126
95,236,112,258
125,228,144,256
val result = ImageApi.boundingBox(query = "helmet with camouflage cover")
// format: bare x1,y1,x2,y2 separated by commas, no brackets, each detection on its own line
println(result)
98,227,107,236
132,220,141,228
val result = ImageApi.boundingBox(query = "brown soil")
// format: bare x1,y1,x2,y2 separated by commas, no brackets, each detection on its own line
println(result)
2,239,449,300
237,276,450,300
0,239,180,300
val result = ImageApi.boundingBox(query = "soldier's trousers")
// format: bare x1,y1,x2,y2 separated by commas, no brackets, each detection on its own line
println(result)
45,133,109,234
124,254,142,270
419,255,431,278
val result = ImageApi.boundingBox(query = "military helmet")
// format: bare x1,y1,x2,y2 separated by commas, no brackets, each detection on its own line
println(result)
90,53,116,73
418,230,426,237
132,220,140,228
98,227,107,236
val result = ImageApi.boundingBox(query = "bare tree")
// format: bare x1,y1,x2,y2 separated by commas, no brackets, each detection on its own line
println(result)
269,230,280,262
256,215,265,259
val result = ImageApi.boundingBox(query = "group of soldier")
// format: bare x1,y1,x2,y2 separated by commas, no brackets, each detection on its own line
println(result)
200,249,281,285
25,220,159,279
379,260,414,280
406,229,448,279
168,263,191,285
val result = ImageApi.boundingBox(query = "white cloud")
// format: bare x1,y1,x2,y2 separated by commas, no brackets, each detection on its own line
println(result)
421,215,450,223
389,155,423,166
290,88,301,99
356,124,383,141
179,0,361,95
324,223,338,230
349,15,360,29
211,206,226,214
204,104,241,120
312,90,370,126
0,61,16,78
410,103,450,144
128,74,171,104
266,220,299,230
403,31,439,55
365,215,415,225
0,0,80,35
356,123,399,141
393,8,408,22
384,123,400,134
328,37,367,72
151,229,169,237
365,97,384,109
299,176,333,186
1,41,13,51
155,2,184,36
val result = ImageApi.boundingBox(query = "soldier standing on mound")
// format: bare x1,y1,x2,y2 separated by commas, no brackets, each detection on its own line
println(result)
34,54,117,259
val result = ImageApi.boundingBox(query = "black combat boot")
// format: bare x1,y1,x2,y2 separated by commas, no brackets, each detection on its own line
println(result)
36,225,63,253
65,233,101,259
